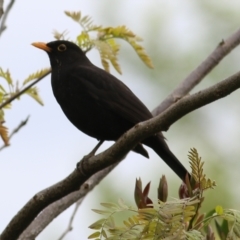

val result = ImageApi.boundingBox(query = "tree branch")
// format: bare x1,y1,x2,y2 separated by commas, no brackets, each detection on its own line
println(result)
0,116,29,151
0,0,4,20
2,70,240,240
0,0,15,37
0,70,51,110
152,27,240,116
18,164,117,240
57,199,83,240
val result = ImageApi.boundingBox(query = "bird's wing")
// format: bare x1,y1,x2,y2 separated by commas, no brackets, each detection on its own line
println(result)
70,64,153,125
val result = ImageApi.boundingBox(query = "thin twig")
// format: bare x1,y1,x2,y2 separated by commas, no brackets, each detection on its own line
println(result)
0,70,51,110
8,116,29,139
0,0,15,36
0,116,29,151
57,199,83,240
0,0,4,20
18,164,117,240
152,27,240,116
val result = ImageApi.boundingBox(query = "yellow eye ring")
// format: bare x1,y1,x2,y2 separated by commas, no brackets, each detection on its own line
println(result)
57,44,67,52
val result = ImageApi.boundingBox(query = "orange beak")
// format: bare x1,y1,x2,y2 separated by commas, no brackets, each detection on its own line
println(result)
31,42,51,52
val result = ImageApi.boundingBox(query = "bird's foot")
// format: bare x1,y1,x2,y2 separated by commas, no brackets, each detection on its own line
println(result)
76,140,104,175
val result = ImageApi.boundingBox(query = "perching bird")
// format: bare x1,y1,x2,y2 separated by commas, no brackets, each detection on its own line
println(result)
32,40,189,181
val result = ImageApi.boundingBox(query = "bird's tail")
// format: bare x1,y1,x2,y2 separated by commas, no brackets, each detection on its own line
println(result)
143,134,190,181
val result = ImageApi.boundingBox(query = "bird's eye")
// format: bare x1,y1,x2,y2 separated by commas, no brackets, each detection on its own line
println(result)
57,44,67,52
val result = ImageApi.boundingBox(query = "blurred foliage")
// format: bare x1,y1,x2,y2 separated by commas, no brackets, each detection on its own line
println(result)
89,149,240,240
54,11,153,74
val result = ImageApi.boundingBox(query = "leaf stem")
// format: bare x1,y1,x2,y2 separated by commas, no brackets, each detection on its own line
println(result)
0,70,51,110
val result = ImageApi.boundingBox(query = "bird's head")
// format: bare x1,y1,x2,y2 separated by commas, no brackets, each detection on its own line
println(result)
32,40,91,68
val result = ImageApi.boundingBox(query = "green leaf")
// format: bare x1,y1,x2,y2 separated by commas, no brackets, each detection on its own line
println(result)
97,26,153,69
185,229,205,239
94,40,121,74
76,32,92,50
88,219,105,229
23,68,50,86
65,10,81,22
101,229,107,238
80,15,93,29
123,220,131,228
188,148,216,190
88,231,100,239
92,209,111,215
215,205,224,215
215,219,228,240
100,202,118,209
0,109,4,121
65,10,100,31
99,26,136,39
0,123,9,145
0,85,6,93
104,216,115,229
118,198,128,209
127,39,154,69
106,39,120,55
0,68,13,85
25,87,44,106
100,58,110,73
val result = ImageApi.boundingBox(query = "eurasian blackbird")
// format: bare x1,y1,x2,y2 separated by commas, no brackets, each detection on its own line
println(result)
32,40,189,181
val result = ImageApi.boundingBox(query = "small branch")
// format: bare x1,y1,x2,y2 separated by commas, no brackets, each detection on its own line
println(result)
0,70,51,110
57,199,83,240
0,116,30,151
152,27,240,116
18,164,117,240
0,0,15,37
8,116,29,138
0,0,4,20
2,70,240,240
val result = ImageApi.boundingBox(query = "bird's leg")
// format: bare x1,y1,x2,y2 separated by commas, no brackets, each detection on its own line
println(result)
84,140,104,158
77,140,104,175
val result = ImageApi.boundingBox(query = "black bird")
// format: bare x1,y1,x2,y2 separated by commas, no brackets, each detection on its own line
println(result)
32,40,189,181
